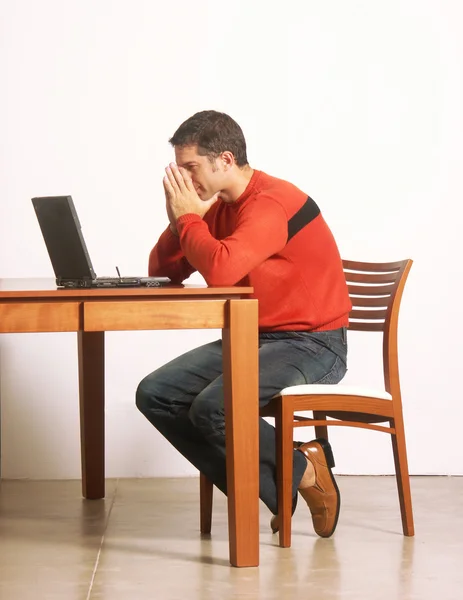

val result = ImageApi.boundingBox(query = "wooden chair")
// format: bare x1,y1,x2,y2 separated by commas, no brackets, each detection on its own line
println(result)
200,258,414,548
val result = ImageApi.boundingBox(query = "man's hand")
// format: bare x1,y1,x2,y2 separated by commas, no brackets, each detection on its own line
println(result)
165,186,179,235
163,163,218,228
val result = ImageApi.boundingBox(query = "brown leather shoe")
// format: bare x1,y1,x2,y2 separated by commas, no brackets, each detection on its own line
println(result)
297,438,340,538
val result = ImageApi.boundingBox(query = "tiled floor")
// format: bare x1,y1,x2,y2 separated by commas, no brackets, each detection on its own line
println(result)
0,476,461,599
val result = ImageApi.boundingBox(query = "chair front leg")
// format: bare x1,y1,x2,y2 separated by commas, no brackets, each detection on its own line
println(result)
275,395,295,548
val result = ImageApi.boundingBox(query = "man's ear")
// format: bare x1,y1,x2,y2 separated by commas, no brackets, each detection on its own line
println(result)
221,151,235,170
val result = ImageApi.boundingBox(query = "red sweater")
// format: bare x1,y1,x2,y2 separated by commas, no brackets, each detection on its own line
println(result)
149,170,351,332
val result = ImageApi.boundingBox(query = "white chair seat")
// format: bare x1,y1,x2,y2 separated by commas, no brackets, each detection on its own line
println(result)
279,384,392,401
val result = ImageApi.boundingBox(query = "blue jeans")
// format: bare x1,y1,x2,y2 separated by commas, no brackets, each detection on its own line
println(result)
136,328,347,515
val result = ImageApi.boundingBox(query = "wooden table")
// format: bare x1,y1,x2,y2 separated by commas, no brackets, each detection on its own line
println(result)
0,279,259,567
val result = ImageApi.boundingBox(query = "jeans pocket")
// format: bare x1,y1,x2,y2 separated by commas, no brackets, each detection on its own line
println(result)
314,356,347,385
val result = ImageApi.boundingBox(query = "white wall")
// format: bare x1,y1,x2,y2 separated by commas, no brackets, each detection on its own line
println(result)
1,0,462,479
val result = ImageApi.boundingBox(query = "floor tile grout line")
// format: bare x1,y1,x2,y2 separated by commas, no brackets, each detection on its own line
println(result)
86,479,119,600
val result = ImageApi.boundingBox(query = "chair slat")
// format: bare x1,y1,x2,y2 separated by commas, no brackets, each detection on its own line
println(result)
349,308,387,320
344,271,399,284
350,296,390,307
293,419,395,434
342,259,405,272
348,321,384,332
348,284,395,296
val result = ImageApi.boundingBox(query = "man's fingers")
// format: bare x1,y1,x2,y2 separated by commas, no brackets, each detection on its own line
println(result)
165,165,181,192
178,167,196,193
163,175,174,197
168,163,188,192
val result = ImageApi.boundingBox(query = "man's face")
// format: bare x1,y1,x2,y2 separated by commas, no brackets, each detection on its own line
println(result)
174,145,225,200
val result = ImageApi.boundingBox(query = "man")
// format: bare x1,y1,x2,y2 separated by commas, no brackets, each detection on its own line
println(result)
136,110,351,538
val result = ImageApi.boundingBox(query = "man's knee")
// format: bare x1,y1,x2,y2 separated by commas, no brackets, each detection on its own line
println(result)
136,371,191,419
135,378,153,415
189,393,225,437
136,371,166,414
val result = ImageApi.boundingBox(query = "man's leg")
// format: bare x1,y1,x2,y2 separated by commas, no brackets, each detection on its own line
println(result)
137,329,347,531
135,340,229,493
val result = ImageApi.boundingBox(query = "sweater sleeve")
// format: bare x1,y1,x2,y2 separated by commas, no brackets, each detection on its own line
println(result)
148,226,196,283
176,197,288,286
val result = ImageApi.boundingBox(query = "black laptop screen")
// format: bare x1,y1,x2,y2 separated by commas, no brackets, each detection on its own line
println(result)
32,195,96,281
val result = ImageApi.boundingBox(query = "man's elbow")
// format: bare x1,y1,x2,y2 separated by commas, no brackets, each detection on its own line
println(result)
204,271,242,287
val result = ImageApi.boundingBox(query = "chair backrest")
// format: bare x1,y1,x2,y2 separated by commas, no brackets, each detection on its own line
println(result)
343,259,413,397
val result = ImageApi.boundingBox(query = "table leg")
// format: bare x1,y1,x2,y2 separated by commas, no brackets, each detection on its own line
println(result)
77,331,105,499
222,299,259,567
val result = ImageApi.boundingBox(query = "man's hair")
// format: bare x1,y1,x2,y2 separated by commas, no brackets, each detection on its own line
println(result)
169,110,248,167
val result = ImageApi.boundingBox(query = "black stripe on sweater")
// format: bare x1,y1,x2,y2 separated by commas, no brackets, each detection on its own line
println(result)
287,196,320,242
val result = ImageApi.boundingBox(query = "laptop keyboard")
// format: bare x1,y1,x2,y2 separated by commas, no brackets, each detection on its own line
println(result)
96,276,138,283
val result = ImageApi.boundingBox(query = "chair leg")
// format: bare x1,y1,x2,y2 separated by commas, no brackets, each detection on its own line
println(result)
313,411,328,440
199,472,213,534
391,419,415,536
275,395,295,548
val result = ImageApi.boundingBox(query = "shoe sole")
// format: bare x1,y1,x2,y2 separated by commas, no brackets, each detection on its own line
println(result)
310,437,341,537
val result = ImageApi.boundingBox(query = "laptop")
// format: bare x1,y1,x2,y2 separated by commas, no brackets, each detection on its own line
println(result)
32,195,171,288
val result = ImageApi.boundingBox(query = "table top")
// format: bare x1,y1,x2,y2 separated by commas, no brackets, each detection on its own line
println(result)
0,278,253,300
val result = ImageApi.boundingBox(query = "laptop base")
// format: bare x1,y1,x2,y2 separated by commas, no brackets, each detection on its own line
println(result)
57,277,168,289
